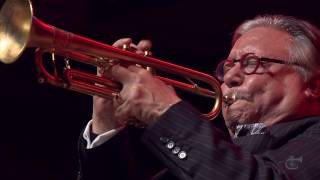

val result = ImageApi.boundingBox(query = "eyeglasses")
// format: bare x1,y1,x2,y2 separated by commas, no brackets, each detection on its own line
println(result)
215,53,289,81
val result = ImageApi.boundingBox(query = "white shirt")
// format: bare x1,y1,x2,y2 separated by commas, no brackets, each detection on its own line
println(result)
83,120,120,149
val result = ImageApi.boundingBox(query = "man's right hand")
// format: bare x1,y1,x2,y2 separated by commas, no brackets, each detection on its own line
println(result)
91,38,152,134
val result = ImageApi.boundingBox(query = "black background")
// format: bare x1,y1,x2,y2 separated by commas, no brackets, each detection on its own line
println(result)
0,0,319,179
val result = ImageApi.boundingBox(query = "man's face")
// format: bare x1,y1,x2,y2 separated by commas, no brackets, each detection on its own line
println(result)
221,27,308,133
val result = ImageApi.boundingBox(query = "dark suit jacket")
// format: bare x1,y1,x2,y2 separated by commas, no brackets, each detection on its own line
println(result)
78,101,320,180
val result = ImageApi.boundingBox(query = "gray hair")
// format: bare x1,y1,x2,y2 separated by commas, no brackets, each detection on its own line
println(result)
232,15,320,80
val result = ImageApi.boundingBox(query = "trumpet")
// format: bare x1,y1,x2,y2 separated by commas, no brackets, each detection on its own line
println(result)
0,0,223,120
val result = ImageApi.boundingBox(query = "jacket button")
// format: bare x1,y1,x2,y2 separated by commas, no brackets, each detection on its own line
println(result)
160,136,169,143
178,151,187,159
166,141,175,149
172,146,181,154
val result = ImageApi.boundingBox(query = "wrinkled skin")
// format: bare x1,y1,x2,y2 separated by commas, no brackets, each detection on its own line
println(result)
221,27,320,135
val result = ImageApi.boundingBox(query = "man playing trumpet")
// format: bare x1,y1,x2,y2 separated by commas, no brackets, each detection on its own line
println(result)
78,15,320,180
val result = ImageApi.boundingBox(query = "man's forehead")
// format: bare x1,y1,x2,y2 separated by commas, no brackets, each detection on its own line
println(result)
229,27,293,60
229,46,261,59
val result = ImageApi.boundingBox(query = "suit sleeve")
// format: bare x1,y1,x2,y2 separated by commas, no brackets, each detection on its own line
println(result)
141,101,315,180
78,126,163,180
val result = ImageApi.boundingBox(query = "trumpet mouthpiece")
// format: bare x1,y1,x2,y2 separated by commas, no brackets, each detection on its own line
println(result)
223,93,237,105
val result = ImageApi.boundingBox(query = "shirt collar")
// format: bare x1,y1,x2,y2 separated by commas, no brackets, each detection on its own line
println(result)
234,123,268,138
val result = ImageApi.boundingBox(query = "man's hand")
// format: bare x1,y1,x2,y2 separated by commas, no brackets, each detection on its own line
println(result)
92,38,154,134
110,64,182,126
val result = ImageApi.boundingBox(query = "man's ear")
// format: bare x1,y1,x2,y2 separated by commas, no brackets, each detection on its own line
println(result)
306,74,320,100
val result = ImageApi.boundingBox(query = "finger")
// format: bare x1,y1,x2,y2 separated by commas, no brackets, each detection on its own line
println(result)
165,84,175,91
114,101,132,124
97,66,111,77
127,65,150,74
137,40,152,51
110,64,135,84
112,93,124,107
115,98,145,123
96,38,132,77
113,38,132,48
136,40,152,56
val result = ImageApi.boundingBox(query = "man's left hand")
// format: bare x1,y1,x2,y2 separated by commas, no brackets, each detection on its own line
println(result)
110,64,181,126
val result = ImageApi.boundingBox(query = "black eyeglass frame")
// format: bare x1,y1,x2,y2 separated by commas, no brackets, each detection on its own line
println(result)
215,53,291,81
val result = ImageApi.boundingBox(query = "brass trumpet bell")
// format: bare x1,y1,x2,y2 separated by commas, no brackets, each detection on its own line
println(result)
0,0,33,64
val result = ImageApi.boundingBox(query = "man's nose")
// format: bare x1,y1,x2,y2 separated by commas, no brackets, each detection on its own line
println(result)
223,64,244,88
